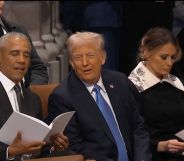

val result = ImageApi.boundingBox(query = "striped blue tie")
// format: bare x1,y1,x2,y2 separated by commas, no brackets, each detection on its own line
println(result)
93,85,129,161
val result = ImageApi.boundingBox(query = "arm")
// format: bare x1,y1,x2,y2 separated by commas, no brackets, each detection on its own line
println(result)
26,45,48,86
0,143,8,161
45,92,84,153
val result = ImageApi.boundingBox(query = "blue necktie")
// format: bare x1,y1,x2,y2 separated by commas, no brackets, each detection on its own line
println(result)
93,85,129,161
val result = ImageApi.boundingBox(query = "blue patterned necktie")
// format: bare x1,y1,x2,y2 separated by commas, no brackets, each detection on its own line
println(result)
93,85,129,161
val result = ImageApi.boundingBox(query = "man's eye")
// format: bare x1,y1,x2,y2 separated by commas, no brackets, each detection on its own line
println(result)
73,55,82,60
87,54,95,58
11,51,19,56
24,52,30,58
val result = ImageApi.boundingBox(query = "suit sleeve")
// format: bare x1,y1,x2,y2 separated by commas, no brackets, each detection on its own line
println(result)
45,91,91,159
0,143,8,161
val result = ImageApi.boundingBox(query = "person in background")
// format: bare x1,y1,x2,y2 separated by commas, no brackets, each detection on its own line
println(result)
129,27,184,161
121,1,175,76
45,32,152,161
60,1,122,71
0,32,68,161
0,1,48,87
171,1,184,79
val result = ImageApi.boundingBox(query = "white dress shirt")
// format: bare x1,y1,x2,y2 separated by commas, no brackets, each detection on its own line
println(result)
0,71,23,112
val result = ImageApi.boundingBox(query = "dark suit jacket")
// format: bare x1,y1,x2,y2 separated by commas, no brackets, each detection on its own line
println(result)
1,17,48,87
0,82,42,161
45,69,152,161
60,1,122,32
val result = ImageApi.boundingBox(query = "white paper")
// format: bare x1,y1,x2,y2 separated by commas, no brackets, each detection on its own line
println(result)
0,111,75,145
175,130,184,140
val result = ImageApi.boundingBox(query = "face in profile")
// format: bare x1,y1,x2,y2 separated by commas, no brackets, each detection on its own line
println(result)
69,43,106,84
0,35,31,84
145,43,177,79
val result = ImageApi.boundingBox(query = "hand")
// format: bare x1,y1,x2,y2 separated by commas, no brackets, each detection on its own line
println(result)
158,139,184,153
8,131,46,158
50,133,69,151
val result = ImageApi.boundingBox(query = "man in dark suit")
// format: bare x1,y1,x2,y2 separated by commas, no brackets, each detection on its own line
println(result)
0,1,48,87
45,32,152,161
0,32,68,161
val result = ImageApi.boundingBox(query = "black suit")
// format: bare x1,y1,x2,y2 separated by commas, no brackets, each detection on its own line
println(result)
45,69,152,161
0,82,42,161
1,17,48,87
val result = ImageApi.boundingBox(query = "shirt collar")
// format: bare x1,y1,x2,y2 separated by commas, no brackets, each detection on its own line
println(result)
0,71,22,92
83,76,107,94
128,61,184,92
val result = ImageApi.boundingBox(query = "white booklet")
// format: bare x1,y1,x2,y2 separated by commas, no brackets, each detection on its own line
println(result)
175,130,184,140
0,111,75,145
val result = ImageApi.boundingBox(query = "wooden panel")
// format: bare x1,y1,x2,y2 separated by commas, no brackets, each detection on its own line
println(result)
24,155,84,161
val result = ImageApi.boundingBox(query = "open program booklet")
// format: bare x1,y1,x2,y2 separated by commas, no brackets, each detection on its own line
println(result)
0,111,75,145
175,130,184,140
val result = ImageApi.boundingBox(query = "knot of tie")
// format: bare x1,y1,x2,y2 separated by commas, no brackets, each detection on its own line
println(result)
14,84,21,93
93,84,100,92
93,84,101,103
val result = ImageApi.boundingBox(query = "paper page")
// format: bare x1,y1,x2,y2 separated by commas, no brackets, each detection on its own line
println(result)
0,111,50,145
175,130,184,140
45,111,75,142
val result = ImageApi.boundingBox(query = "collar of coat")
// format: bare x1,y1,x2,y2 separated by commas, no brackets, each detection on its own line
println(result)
128,61,184,92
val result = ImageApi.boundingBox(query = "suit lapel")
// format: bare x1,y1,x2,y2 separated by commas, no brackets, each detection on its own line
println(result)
1,17,15,32
101,70,132,152
70,71,116,145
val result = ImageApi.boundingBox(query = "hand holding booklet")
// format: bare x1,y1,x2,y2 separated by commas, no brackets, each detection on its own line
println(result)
0,111,75,145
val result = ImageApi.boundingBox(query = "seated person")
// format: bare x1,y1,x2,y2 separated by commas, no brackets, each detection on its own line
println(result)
45,32,152,161
0,32,68,161
0,1,48,87
129,27,184,161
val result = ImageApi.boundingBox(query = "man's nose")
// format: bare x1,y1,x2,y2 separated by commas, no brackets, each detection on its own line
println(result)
82,55,88,66
17,54,26,63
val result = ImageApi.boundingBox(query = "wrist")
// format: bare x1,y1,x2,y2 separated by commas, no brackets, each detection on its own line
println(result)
157,141,168,152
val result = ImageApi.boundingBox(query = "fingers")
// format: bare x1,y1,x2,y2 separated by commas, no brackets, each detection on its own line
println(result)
167,139,184,153
14,131,22,141
50,133,69,151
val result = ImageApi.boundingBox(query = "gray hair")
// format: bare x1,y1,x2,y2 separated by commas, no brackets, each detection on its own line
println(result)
67,32,106,56
0,32,31,50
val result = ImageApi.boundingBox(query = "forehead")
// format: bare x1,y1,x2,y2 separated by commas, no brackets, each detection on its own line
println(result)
148,43,177,55
3,36,30,49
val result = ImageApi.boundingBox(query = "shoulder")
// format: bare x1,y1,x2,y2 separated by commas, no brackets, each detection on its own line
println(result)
24,87,41,101
102,68,128,81
102,68,133,91
2,17,30,37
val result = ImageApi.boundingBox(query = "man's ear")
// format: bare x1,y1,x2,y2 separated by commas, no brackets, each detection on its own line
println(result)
69,59,74,69
101,52,106,65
